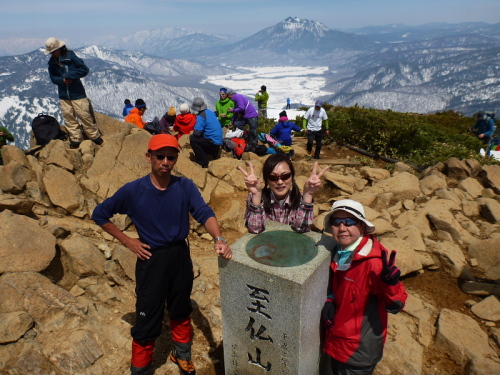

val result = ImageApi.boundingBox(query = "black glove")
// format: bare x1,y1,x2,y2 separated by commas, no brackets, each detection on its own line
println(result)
381,249,401,286
321,298,335,328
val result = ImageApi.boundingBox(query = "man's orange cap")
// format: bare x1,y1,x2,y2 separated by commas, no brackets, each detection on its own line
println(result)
148,134,180,151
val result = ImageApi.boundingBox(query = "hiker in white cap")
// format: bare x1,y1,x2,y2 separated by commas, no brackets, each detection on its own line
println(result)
44,37,103,149
321,199,408,375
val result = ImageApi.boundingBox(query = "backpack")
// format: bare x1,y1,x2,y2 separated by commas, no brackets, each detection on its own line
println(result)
144,117,169,135
222,138,237,152
232,138,246,159
253,145,268,156
276,145,294,157
31,113,67,146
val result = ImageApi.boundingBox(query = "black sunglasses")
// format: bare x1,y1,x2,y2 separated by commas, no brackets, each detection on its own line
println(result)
330,217,361,227
268,172,292,182
152,153,177,161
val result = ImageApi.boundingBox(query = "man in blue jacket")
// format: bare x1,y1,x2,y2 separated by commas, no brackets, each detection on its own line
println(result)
472,111,495,146
45,37,103,149
92,134,232,375
190,97,223,168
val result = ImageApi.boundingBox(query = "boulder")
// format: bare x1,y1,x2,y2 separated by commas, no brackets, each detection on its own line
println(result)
42,140,76,171
457,177,484,199
43,164,84,213
444,157,471,181
0,210,56,273
359,166,390,182
8,339,55,374
0,272,85,332
0,311,34,344
479,164,500,194
1,145,31,169
468,234,500,281
0,194,35,215
323,171,356,194
379,237,422,276
402,293,438,347
419,173,448,195
112,244,137,281
377,312,424,375
426,240,473,280
461,281,500,297
175,149,207,189
435,308,498,367
86,131,150,199
0,160,32,194
368,172,421,202
470,296,500,321
41,330,104,373
59,236,106,278
477,197,500,223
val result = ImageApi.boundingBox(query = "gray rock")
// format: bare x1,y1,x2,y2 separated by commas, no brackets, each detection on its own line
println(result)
461,281,500,296
426,240,474,280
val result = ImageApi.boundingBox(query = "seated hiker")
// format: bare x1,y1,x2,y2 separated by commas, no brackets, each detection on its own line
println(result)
122,99,134,117
189,97,223,168
237,153,329,234
173,103,196,139
270,115,301,146
160,107,177,134
124,99,147,129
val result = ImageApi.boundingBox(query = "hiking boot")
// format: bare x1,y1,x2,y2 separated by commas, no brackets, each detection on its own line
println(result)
130,364,151,375
69,141,81,149
170,352,196,375
92,137,104,146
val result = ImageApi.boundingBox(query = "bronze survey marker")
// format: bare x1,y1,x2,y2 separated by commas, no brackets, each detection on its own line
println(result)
246,230,317,267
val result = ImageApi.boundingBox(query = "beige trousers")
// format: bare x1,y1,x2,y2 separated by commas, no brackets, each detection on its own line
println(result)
60,98,101,143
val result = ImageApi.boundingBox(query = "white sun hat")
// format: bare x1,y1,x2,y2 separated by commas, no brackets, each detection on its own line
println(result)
323,199,376,235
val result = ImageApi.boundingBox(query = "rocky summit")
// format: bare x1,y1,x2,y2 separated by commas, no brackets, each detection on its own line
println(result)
0,113,500,374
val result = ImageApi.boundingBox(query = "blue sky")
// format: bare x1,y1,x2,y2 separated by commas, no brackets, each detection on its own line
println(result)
3,0,499,43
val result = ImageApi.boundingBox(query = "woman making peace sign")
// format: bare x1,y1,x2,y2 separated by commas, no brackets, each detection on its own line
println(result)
238,153,329,234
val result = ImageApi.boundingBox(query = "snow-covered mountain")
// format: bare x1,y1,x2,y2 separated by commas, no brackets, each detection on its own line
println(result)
0,46,238,150
323,33,500,114
1,18,500,150
89,27,238,59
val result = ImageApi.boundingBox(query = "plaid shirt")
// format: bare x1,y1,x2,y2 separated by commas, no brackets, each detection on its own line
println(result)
244,193,314,234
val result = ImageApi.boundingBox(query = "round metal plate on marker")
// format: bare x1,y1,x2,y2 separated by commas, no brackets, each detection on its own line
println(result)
246,230,317,267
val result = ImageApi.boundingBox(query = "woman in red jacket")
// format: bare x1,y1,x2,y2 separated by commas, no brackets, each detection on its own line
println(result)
321,199,407,375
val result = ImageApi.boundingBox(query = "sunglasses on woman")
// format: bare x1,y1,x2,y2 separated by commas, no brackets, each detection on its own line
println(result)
330,217,361,227
152,153,177,161
268,172,292,182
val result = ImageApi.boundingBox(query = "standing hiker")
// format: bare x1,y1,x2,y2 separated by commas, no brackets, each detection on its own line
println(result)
92,134,232,375
45,37,103,149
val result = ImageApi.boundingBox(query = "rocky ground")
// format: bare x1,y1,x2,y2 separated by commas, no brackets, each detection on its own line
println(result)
0,114,500,375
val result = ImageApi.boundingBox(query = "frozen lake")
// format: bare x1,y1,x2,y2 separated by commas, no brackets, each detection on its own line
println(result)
202,66,334,120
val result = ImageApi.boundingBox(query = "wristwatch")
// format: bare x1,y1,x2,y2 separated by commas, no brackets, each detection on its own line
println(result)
215,236,227,244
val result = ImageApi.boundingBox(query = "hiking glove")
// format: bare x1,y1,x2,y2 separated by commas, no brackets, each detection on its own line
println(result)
381,249,401,286
321,298,335,328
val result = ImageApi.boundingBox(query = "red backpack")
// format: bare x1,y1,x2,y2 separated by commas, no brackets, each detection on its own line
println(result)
232,137,246,158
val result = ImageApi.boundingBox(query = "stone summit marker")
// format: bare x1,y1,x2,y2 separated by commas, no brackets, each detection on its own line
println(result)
218,220,334,374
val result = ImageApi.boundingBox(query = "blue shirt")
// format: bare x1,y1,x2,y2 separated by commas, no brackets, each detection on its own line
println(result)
194,109,223,145
92,175,215,248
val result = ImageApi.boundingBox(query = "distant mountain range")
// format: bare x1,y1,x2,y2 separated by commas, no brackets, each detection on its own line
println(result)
1,17,499,149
